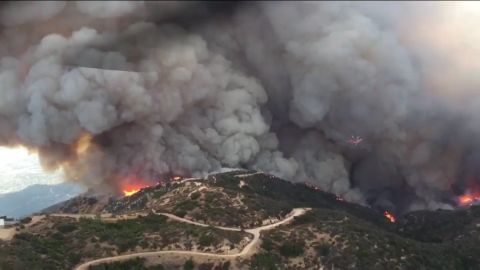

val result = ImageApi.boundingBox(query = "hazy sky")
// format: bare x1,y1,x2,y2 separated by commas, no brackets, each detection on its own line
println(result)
0,147,65,194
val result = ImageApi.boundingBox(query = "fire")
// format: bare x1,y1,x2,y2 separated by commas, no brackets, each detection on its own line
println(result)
458,192,480,206
121,181,151,197
123,188,140,197
173,176,182,181
384,211,396,223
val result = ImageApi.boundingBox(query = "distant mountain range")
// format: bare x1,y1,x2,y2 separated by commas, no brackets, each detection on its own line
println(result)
0,183,84,218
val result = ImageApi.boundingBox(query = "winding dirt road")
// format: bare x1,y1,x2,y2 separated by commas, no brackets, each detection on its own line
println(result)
74,208,309,270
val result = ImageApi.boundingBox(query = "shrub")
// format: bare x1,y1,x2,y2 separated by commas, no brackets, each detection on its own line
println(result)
149,265,165,270
198,263,214,270
57,223,77,234
153,190,167,199
184,259,194,270
292,212,315,225
315,243,330,256
204,193,216,203
261,238,273,251
89,257,146,270
20,217,32,224
199,233,215,247
250,252,278,270
190,192,201,200
174,210,187,218
279,241,304,257
221,261,231,270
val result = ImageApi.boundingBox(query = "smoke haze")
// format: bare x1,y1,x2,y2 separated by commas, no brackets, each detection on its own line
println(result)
1,1,479,213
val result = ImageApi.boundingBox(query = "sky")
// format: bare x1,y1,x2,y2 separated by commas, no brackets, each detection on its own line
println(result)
0,147,65,194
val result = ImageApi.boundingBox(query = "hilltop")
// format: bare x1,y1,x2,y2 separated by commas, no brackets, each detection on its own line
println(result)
0,170,479,269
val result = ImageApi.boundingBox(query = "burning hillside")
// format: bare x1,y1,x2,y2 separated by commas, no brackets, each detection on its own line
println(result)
120,175,185,197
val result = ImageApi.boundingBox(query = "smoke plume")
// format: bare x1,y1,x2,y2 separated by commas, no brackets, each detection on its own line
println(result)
1,1,479,213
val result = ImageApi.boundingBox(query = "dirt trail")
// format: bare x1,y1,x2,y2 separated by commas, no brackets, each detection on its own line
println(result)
233,172,264,178
156,212,242,232
74,208,309,270
187,186,207,197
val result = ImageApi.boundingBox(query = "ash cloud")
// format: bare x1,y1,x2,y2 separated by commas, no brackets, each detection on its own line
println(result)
0,1,477,212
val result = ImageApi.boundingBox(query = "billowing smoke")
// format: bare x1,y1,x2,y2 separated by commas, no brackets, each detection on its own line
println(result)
1,1,479,213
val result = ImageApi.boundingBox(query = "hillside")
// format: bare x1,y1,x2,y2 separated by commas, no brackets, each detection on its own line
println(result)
0,170,479,270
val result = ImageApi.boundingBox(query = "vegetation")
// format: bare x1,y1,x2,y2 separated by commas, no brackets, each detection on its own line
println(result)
89,258,164,270
315,243,331,257
2,170,480,270
254,208,480,269
183,259,194,270
279,240,305,257
0,213,248,270
190,192,201,200
199,232,215,247
250,252,279,270
212,171,393,229
20,217,32,224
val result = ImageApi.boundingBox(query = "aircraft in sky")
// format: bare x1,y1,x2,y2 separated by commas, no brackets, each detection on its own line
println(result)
347,135,363,146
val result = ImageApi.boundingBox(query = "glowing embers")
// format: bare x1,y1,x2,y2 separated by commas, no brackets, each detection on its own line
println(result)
384,210,396,223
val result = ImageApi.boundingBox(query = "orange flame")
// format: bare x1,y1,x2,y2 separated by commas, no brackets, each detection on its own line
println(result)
123,189,140,197
384,211,396,223
458,193,480,206
121,180,151,197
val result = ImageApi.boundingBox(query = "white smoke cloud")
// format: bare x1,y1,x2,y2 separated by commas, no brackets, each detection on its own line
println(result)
0,1,66,26
75,1,143,19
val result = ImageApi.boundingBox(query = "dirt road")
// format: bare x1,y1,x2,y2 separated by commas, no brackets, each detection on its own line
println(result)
74,208,309,270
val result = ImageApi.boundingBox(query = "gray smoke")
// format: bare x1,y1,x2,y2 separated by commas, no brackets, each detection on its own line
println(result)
0,1,478,212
